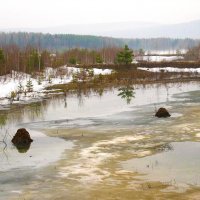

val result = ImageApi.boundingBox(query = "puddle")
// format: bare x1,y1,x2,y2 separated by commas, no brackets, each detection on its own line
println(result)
0,129,73,171
0,129,73,200
122,142,200,189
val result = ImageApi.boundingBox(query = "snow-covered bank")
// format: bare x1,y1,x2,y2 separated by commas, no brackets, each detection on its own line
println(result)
66,67,112,75
0,70,72,105
0,66,112,106
136,55,184,62
138,67,200,73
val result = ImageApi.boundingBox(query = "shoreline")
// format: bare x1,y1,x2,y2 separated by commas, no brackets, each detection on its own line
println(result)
69,61,200,70
0,65,200,109
1,77,200,112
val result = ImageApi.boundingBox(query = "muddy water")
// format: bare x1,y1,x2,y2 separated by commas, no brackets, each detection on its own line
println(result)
1,81,200,199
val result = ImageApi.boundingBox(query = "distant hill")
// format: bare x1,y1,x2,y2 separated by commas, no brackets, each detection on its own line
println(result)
0,32,199,51
99,20,200,39
40,20,200,39
2,20,200,39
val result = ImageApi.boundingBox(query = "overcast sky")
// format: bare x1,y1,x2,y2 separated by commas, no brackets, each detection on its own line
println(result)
0,0,200,28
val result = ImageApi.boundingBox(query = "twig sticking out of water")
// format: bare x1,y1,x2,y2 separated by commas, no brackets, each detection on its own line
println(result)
0,129,10,150
154,104,157,115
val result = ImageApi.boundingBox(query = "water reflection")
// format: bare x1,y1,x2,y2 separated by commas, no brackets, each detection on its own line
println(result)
97,87,104,97
0,129,9,165
14,143,31,153
0,101,48,128
0,113,7,127
118,86,135,104
0,81,199,129
77,90,84,107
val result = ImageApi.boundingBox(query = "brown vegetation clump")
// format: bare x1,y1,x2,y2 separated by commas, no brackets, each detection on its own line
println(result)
11,128,33,147
155,108,171,118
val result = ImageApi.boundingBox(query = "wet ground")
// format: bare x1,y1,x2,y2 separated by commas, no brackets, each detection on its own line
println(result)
0,81,200,199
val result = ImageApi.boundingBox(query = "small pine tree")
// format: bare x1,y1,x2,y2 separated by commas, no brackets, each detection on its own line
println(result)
96,55,103,64
37,76,42,85
18,82,24,93
69,57,76,65
116,45,133,65
26,79,33,92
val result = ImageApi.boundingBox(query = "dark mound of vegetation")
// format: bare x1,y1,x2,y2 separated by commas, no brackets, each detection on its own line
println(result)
12,128,33,152
155,108,171,118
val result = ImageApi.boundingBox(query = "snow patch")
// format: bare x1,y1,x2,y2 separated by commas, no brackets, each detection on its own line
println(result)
0,66,112,106
141,56,184,62
138,67,200,73
66,67,112,75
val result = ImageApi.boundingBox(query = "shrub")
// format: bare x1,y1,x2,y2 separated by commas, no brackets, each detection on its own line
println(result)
10,91,16,101
26,79,33,92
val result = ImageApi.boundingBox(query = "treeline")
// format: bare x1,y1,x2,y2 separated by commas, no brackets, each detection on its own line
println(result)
1,41,200,76
0,32,199,51
184,44,200,61
0,44,126,75
0,45,49,75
